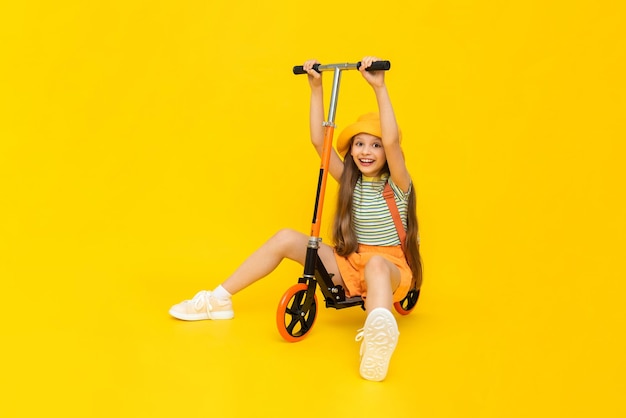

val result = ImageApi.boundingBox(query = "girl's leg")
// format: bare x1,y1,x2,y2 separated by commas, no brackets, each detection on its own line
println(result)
221,228,343,294
170,228,343,321
357,256,401,382
362,255,401,312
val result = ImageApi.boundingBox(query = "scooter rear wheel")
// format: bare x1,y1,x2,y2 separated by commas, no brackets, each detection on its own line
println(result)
394,289,420,315
276,283,318,342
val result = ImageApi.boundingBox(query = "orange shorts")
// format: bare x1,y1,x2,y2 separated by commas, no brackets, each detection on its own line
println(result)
333,244,412,303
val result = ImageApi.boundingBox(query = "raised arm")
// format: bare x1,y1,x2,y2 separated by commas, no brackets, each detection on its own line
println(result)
303,60,344,182
359,56,411,192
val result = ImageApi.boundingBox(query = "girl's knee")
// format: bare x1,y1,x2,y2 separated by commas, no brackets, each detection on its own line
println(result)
365,256,401,291
364,256,391,278
270,229,307,260
272,228,301,245
365,256,391,287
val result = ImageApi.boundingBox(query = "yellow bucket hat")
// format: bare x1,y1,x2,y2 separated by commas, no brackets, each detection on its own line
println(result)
336,113,382,157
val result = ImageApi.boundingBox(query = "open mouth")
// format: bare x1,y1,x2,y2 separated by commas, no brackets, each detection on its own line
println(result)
359,158,375,166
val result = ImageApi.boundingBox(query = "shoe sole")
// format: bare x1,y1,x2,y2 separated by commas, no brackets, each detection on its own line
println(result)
169,309,234,321
359,309,399,381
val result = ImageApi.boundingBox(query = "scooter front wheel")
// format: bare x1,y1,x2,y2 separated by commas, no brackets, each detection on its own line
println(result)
276,283,318,342
394,289,420,315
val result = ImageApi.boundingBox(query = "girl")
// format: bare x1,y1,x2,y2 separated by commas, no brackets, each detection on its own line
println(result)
169,56,422,382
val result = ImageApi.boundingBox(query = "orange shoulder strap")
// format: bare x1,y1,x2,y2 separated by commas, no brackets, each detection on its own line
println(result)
383,182,407,254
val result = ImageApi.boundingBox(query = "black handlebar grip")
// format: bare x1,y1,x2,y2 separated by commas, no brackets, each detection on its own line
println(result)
293,64,320,75
357,60,391,71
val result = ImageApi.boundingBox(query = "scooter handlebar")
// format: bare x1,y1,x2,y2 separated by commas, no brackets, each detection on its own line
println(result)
292,60,391,75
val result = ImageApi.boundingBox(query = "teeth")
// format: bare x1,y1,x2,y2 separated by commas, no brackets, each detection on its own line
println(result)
360,159,373,163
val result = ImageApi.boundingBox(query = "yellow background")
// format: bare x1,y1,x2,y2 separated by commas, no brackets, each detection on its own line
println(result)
1,1,625,417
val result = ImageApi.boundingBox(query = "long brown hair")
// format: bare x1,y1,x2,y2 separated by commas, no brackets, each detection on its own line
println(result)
332,151,423,290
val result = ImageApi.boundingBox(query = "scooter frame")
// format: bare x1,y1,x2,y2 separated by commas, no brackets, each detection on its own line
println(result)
276,61,420,342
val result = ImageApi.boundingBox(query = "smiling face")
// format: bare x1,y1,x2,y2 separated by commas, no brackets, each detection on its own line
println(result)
349,133,387,177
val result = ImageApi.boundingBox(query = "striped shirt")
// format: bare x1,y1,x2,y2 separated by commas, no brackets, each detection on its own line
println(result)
353,174,411,246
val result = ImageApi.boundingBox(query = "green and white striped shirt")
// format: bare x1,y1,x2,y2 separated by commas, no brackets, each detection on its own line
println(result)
353,174,411,246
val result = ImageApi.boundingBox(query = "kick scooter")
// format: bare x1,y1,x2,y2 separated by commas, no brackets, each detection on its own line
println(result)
276,60,420,342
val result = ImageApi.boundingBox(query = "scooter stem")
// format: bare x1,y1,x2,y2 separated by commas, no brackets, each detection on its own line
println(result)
310,67,342,240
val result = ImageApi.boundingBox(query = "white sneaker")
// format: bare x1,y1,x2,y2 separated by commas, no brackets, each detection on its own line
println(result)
355,308,399,381
169,290,234,321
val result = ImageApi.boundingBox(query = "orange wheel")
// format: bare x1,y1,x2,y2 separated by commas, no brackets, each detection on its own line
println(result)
394,289,420,315
276,283,318,342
